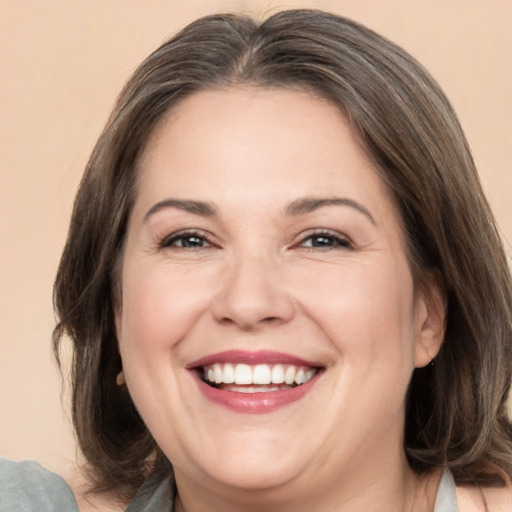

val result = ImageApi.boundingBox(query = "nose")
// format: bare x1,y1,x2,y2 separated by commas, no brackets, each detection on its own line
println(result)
211,252,295,331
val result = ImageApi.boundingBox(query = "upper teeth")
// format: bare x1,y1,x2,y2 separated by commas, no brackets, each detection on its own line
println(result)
203,363,316,386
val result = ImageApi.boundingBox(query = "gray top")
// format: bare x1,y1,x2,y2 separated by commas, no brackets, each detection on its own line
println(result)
434,469,458,512
1,457,458,511
0,458,175,512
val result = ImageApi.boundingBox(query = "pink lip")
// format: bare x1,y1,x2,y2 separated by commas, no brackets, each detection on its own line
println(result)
191,370,320,414
186,350,320,369
187,350,323,414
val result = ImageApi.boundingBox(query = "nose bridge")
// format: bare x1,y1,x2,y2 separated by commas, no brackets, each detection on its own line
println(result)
212,244,294,330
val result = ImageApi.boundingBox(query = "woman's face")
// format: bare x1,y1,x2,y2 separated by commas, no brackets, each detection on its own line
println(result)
117,88,443,497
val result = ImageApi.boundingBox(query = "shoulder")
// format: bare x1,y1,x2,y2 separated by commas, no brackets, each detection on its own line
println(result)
0,457,78,511
456,480,512,512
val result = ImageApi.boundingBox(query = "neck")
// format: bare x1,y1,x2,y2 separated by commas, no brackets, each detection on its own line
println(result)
173,457,441,512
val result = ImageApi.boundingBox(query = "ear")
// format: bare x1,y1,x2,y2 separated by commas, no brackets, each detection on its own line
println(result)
414,269,447,368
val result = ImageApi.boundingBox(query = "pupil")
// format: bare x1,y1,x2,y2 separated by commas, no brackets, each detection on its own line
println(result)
312,236,332,247
183,236,202,247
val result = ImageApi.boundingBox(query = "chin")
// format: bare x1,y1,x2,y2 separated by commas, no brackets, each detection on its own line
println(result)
168,427,311,491
203,456,300,491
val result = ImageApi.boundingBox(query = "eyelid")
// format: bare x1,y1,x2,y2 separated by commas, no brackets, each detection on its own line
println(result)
293,228,353,249
156,227,352,251
159,228,217,249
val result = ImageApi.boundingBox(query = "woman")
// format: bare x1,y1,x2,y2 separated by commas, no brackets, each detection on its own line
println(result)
1,9,511,512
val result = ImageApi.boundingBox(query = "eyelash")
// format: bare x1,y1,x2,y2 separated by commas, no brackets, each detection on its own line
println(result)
297,230,352,250
159,229,352,251
159,229,214,250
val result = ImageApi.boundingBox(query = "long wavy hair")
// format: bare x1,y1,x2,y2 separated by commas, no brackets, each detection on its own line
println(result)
53,9,512,500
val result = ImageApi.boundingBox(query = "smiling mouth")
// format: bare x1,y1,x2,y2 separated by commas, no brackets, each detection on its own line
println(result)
200,363,318,392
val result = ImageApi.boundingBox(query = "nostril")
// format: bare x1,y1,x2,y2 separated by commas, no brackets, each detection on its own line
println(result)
220,315,282,331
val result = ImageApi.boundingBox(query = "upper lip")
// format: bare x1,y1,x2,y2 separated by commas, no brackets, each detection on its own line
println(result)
186,350,322,369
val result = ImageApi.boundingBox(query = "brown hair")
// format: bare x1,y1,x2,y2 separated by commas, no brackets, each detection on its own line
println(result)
53,9,512,500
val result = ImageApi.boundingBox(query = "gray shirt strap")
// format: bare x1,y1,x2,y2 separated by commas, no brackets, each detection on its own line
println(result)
434,469,459,512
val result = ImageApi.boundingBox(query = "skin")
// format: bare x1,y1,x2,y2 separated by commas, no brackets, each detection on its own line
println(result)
114,87,448,512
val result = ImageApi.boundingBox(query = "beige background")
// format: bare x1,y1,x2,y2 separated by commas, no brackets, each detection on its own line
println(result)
1,0,511,475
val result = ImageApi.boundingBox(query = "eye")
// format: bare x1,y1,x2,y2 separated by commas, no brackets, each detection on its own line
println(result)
160,230,213,249
299,231,352,249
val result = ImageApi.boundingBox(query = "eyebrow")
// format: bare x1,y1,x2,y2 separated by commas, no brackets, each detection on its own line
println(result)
143,199,218,222
143,196,375,225
285,197,376,225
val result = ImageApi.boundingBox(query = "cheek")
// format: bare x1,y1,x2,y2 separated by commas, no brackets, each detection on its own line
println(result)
293,258,417,363
115,262,217,431
117,261,214,355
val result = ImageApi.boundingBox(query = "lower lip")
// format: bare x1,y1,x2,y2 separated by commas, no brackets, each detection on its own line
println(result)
192,371,320,414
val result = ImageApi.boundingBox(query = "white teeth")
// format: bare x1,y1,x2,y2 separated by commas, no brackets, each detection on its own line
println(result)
203,363,317,388
271,364,285,384
284,366,296,385
223,363,235,384
234,364,252,385
226,385,283,393
213,364,223,384
253,364,271,385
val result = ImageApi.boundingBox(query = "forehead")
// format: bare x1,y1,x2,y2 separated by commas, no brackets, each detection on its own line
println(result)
140,87,353,172
134,87,398,225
